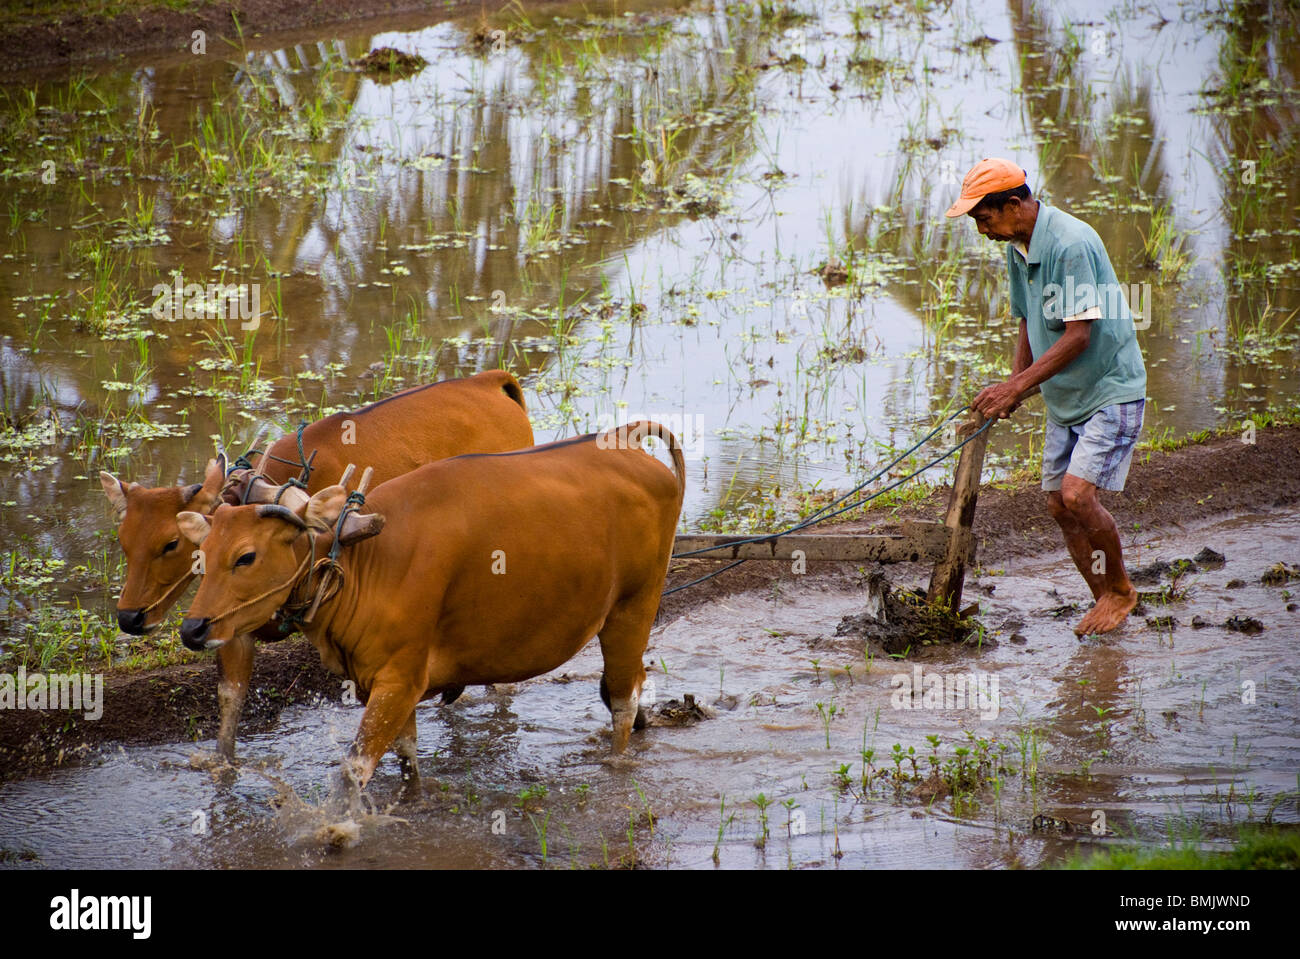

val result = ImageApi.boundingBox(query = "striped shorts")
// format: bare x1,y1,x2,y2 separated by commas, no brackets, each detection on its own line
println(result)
1041,399,1145,492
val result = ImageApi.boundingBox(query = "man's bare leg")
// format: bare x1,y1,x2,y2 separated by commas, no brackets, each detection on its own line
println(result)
1058,474,1138,635
1046,490,1107,602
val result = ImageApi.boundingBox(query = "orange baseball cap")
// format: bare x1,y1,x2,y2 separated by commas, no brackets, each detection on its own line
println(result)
944,158,1028,217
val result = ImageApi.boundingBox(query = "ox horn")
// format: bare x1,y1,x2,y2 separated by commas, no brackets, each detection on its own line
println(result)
247,422,269,452
242,423,270,465
256,504,309,530
214,448,229,473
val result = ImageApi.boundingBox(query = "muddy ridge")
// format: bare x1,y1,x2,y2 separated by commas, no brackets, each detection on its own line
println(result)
0,0,520,75
2,422,1297,781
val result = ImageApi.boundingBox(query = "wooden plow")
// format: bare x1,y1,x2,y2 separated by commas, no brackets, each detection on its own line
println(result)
671,417,993,612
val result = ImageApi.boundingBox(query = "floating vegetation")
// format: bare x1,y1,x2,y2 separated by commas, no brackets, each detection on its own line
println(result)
353,47,429,80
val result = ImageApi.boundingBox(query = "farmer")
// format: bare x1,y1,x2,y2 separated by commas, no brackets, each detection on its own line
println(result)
946,158,1147,636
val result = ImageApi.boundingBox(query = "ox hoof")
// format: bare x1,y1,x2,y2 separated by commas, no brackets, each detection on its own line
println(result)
211,761,240,790
398,755,422,797
398,775,423,805
611,710,639,754
315,820,362,849
325,763,365,818
188,749,237,779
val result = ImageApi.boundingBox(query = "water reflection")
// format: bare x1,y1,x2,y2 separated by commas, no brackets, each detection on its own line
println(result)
0,0,1296,648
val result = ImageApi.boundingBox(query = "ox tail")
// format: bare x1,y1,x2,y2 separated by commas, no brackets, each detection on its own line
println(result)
617,420,686,505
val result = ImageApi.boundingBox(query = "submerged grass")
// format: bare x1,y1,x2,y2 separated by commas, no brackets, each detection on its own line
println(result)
1063,826,1300,870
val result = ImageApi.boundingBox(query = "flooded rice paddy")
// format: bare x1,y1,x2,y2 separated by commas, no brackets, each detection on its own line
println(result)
0,0,1297,866
2,505,1297,868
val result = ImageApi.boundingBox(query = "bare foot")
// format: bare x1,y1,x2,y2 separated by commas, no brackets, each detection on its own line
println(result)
1074,587,1138,636
1097,586,1140,632
1074,602,1102,636
1074,596,1116,635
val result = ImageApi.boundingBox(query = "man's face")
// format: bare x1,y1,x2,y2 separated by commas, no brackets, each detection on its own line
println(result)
968,199,1020,242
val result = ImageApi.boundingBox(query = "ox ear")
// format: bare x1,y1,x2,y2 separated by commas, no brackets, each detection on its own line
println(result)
185,453,228,514
176,511,212,546
100,472,135,520
304,484,347,532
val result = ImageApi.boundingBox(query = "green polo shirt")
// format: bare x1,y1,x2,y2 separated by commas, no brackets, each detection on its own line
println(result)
1006,201,1147,426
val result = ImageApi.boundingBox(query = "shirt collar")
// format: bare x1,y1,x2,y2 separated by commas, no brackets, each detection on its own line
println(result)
1021,200,1048,264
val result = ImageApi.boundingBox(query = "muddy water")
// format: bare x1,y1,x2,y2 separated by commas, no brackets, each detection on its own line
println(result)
2,506,1295,868
0,0,1297,863
2,1,1300,652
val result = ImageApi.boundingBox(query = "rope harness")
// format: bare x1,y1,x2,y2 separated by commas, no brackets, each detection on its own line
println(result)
200,482,371,636
274,487,369,634
138,569,197,616
227,421,316,503
185,425,374,635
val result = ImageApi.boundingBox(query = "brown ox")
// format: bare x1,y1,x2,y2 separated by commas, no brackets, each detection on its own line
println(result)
99,370,534,757
174,422,684,793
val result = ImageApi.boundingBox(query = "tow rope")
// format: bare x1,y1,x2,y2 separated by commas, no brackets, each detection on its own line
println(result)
663,407,993,596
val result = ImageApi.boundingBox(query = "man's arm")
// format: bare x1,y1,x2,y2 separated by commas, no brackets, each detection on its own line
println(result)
1013,317,1033,377
1008,317,1040,411
973,319,1090,420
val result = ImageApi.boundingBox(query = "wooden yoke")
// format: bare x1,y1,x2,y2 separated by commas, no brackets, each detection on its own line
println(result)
926,413,993,612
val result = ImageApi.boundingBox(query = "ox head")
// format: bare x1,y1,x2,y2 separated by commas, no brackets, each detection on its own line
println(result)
175,477,384,651
101,452,227,634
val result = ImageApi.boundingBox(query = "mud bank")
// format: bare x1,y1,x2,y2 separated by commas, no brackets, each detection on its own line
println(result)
0,0,487,74
3,422,1297,782
0,0,690,75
